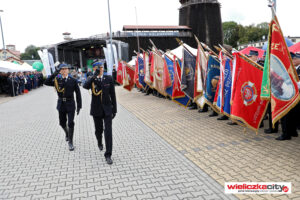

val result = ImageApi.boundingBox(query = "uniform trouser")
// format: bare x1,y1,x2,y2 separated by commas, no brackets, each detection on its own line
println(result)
280,102,300,137
19,85,24,94
267,104,278,130
93,115,113,158
59,110,75,129
9,86,14,97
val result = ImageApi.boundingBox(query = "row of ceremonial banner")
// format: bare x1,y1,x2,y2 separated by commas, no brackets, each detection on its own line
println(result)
116,13,300,133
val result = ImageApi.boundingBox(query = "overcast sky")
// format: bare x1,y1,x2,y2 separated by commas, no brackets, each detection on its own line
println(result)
0,0,299,53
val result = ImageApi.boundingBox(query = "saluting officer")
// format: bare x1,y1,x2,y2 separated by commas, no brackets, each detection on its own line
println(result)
44,63,82,151
83,60,117,165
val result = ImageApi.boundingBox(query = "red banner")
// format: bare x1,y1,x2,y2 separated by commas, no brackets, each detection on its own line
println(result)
269,19,300,125
123,63,135,92
231,53,268,131
116,61,123,85
172,57,185,98
150,52,154,83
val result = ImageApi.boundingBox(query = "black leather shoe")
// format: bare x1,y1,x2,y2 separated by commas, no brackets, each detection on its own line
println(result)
63,127,69,142
264,128,278,134
189,106,197,110
209,112,218,117
106,157,113,165
291,133,298,137
68,128,74,151
217,116,228,120
198,108,208,113
68,142,74,151
275,136,291,141
227,121,237,125
98,144,103,151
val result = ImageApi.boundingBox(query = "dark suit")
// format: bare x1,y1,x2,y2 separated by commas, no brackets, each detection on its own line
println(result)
278,67,300,139
7,76,16,97
45,74,82,129
83,75,117,158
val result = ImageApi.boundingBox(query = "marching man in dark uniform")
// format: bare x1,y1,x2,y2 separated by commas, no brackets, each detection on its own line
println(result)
83,60,117,165
44,63,82,151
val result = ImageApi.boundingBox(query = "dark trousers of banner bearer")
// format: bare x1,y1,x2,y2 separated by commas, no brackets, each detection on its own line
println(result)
280,102,300,137
59,110,75,129
93,115,113,158
267,104,278,130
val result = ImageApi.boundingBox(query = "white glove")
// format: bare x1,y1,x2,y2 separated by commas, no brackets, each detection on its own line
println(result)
54,61,60,70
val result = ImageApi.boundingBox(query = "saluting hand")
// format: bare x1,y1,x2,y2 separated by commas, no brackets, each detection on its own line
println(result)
94,69,100,77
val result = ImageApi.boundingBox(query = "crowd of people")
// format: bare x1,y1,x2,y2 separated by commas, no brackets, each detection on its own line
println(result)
0,71,44,97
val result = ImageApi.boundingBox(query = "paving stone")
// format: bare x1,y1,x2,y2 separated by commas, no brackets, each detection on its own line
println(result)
0,87,237,200
117,87,300,200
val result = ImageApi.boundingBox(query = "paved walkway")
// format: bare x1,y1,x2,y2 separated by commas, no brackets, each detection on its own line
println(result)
0,94,13,104
0,86,236,200
117,87,300,200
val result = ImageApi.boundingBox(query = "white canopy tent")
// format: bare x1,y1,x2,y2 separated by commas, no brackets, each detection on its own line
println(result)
21,62,35,72
0,61,36,72
167,43,197,59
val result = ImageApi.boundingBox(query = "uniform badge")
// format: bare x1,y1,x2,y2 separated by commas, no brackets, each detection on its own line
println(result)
241,81,257,106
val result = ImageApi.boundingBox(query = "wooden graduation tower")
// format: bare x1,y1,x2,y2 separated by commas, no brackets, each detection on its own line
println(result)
179,0,223,50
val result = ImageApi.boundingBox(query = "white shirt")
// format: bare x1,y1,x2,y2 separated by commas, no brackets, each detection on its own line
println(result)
62,75,68,82
97,75,103,80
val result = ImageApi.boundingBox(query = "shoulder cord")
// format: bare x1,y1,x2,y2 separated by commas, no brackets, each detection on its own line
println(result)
92,82,102,96
54,77,65,93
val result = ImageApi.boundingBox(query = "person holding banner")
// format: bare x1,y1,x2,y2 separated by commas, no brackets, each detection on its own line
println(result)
44,64,82,151
247,50,259,62
276,52,300,140
83,60,117,165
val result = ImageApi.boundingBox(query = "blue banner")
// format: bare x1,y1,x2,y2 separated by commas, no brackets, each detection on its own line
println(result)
216,79,222,111
223,59,232,115
138,56,146,88
181,49,196,100
204,56,220,105
164,56,174,97
216,58,232,113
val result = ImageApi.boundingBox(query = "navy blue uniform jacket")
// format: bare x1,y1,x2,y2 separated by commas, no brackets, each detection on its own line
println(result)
83,75,117,117
45,74,82,112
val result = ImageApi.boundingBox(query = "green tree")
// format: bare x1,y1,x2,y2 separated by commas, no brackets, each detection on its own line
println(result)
20,45,40,60
222,21,269,47
222,21,240,48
